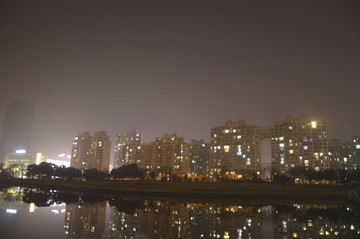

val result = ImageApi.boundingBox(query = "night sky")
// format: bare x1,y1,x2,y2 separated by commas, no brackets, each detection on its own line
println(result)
0,1,359,158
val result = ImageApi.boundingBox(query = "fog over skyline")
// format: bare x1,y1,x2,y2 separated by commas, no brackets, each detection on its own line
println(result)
0,1,359,157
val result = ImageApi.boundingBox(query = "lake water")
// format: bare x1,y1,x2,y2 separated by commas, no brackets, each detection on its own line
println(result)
0,187,359,239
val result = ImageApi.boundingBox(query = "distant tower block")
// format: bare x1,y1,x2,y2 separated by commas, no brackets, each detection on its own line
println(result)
71,131,111,172
0,100,34,161
114,129,143,169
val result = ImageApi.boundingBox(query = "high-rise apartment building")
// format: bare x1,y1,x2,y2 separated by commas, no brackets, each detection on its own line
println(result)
90,131,111,172
353,137,360,169
114,129,142,169
210,116,330,178
189,139,210,176
328,137,360,170
328,139,353,169
272,116,329,173
210,120,262,177
144,134,190,176
138,143,153,171
70,131,111,172
70,132,92,169
0,100,34,161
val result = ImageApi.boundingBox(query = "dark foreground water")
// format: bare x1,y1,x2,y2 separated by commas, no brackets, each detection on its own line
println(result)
0,187,359,239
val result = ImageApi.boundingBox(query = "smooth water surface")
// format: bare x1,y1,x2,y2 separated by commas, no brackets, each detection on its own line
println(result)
0,187,359,239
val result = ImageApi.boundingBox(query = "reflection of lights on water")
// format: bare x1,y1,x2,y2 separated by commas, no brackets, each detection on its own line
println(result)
29,203,35,212
6,209,17,214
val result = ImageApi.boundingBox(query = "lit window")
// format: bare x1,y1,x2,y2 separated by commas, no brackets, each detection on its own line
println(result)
289,149,294,154
311,121,317,128
224,145,230,152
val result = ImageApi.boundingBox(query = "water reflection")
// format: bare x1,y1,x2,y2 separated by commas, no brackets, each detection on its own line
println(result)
0,187,359,239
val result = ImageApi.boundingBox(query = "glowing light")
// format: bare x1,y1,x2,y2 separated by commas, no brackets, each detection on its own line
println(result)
29,203,35,212
224,145,230,152
15,149,26,154
6,209,17,214
36,153,42,164
311,121,317,128
356,145,360,149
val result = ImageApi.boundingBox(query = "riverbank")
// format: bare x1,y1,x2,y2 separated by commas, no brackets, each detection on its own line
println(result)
0,176,351,203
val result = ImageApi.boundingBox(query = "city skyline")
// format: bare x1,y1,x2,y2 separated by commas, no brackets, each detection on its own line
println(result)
0,1,359,157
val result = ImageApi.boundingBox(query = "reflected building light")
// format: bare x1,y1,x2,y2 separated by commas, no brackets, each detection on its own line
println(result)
16,149,26,154
51,209,59,214
36,152,43,165
6,209,17,214
29,203,35,212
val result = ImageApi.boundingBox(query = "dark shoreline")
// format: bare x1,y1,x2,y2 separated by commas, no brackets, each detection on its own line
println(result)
0,177,353,205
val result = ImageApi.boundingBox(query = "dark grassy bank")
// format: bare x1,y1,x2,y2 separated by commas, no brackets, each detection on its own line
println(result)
0,176,351,203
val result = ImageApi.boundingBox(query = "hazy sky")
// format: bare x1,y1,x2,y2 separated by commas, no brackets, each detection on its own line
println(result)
0,1,359,157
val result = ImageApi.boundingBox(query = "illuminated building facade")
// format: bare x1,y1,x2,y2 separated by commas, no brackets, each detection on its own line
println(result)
70,132,92,170
70,131,111,172
114,129,142,169
210,120,262,177
189,139,210,176
272,116,329,173
138,143,153,171
89,131,111,172
2,150,42,178
328,139,353,169
353,137,360,169
328,137,360,170
210,116,330,177
138,134,190,176
150,134,190,176
0,100,34,162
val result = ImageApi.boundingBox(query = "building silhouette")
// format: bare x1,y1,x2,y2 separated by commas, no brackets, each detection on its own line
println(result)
0,100,34,162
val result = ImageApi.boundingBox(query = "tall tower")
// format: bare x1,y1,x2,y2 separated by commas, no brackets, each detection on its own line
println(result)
0,100,34,161
210,120,262,178
189,139,210,176
90,131,111,172
150,133,190,175
272,116,329,173
70,131,111,172
114,129,142,169
70,132,92,169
